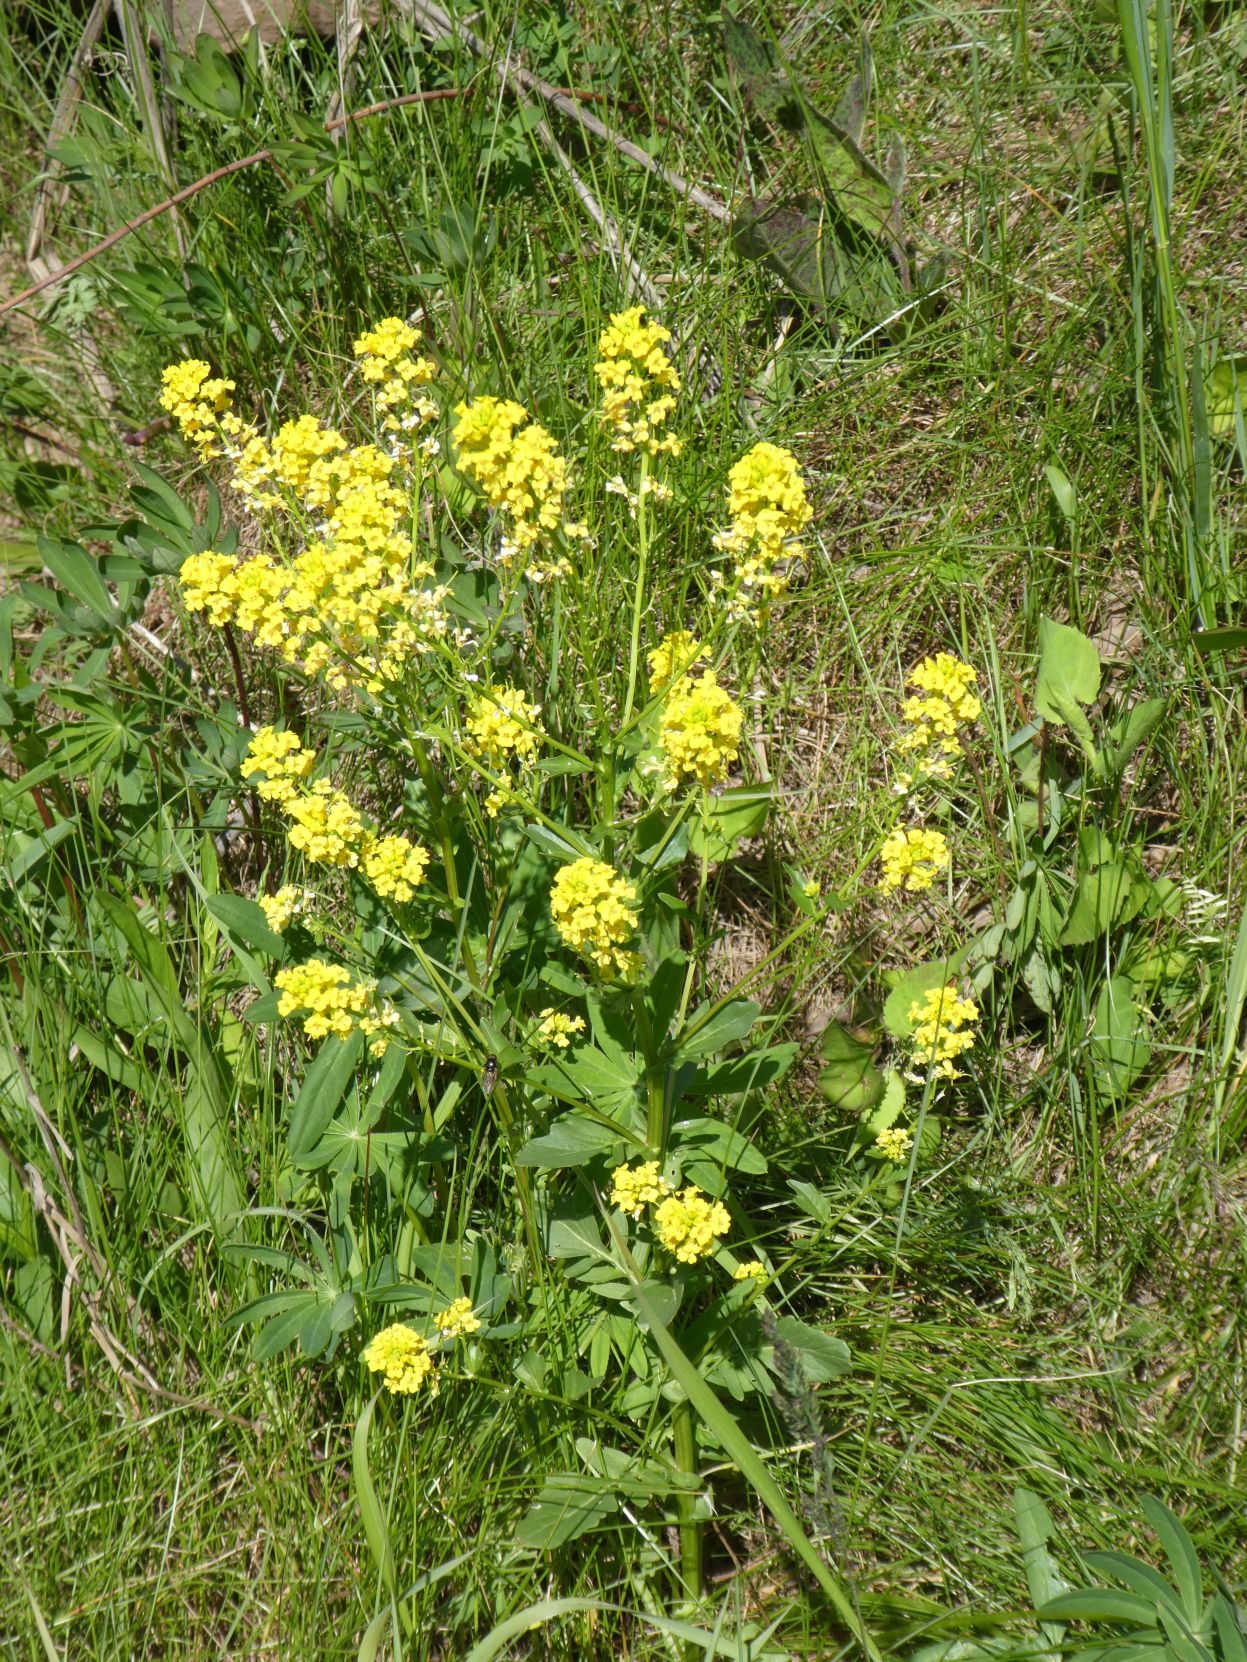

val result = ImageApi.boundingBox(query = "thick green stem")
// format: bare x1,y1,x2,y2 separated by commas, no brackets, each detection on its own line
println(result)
672,1399,703,1601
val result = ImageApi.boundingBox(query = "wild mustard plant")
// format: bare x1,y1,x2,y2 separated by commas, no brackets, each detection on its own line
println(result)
158,307,987,1602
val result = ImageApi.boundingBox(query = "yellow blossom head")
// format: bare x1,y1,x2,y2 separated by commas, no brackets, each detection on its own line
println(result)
908,983,979,1081
879,826,949,894
360,832,430,903
647,630,704,691
549,857,639,979
243,726,316,806
275,958,399,1053
875,1126,915,1162
593,307,681,456
362,1323,438,1395
464,685,545,770
258,884,311,933
433,1297,481,1340
534,1008,586,1049
452,398,568,547
609,1160,672,1218
653,1185,731,1263
658,670,743,791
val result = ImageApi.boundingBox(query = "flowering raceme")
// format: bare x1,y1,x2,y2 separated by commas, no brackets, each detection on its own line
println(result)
593,307,681,456
653,1185,731,1263
712,441,811,618
362,1324,438,1395
433,1297,481,1339
360,833,430,903
647,630,704,691
275,959,399,1053
658,670,743,791
610,1160,672,1218
908,983,979,1080
242,727,316,806
896,653,981,789
875,1127,915,1162
258,884,311,933
879,826,950,894
353,317,438,442
452,396,569,553
159,359,235,456
550,858,640,979
534,1009,586,1049
284,780,367,868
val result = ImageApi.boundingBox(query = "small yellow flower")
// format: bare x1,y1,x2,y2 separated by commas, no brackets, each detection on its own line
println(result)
908,983,979,1081
179,551,239,626
242,727,316,806
658,670,744,791
875,1127,914,1162
549,857,639,979
534,1008,586,1049
464,685,545,769
452,397,569,548
159,359,234,454
362,1324,438,1395
285,780,366,867
433,1297,481,1339
593,307,681,456
733,1260,768,1283
879,827,949,894
653,1185,731,1263
275,959,400,1053
361,833,430,903
647,630,704,691
610,1160,672,1218
908,653,981,724
258,884,311,933
895,654,980,790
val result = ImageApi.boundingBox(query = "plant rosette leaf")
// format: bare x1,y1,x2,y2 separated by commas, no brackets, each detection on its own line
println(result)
882,960,965,1040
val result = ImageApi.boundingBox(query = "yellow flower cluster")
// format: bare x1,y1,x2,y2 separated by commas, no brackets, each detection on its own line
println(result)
275,958,400,1053
433,1297,481,1339
452,396,570,555
609,1160,672,1218
534,1009,586,1049
285,780,368,868
712,442,812,618
908,983,979,1080
159,359,235,456
549,857,639,979
658,670,743,791
464,684,545,816
361,834,431,903
162,344,452,690
875,1127,914,1162
647,630,704,691
653,1186,731,1264
732,1260,768,1283
242,727,317,805
593,307,681,456
258,884,311,933
362,1323,438,1396
353,317,438,441
879,826,950,894
896,653,981,789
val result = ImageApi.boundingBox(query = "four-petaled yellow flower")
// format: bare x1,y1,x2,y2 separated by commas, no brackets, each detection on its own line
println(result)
653,1185,731,1263
433,1297,481,1339
712,442,811,618
733,1260,768,1282
658,670,743,791
361,833,430,902
362,1323,438,1395
243,726,316,806
285,781,367,868
875,1127,914,1162
275,958,399,1053
549,857,639,979
908,983,979,1081
534,1009,586,1049
647,630,704,691
593,307,681,456
452,397,569,551
465,685,545,769
610,1160,672,1218
896,654,980,790
879,826,949,894
258,884,311,933
159,359,235,455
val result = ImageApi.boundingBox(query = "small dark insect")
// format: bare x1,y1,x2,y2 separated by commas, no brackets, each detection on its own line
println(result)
481,1055,499,1096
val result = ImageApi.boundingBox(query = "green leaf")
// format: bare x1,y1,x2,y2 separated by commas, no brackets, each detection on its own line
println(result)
1038,1590,1161,1623
674,998,760,1060
353,1393,399,1604
514,1475,620,1549
38,536,117,624
687,784,773,863
1035,617,1101,723
1013,1487,1072,1616
1060,863,1133,947
1090,975,1151,1096
1193,626,1247,657
1204,355,1247,438
1104,698,1166,776
670,1115,767,1175
514,1114,624,1168
768,1316,851,1383
818,1022,884,1113
1140,1497,1203,1625
206,894,287,959
288,1033,364,1162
